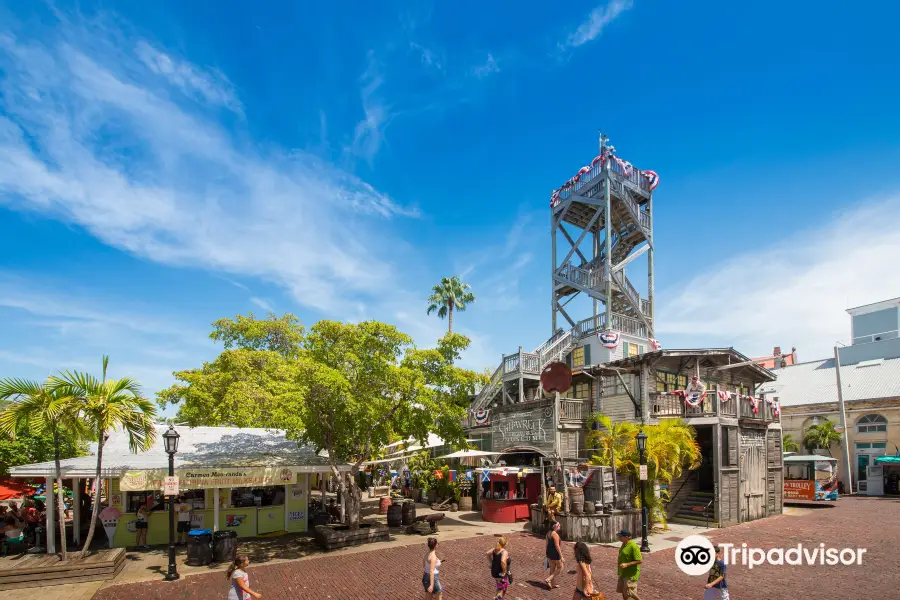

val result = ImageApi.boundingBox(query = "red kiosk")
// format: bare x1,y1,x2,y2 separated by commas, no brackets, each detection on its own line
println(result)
479,465,542,523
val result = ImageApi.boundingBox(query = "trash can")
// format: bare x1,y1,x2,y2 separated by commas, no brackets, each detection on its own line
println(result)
213,530,238,564
186,529,213,566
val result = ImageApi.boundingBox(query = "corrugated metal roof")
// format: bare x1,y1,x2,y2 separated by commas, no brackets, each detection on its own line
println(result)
9,424,342,478
759,357,900,407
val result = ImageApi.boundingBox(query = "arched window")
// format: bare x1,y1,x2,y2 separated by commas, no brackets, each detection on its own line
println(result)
857,414,887,434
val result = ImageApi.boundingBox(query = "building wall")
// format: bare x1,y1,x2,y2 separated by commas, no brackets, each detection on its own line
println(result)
839,337,900,365
851,307,899,341
781,398,900,489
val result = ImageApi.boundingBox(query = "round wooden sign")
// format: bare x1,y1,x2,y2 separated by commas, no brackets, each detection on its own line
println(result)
540,361,572,394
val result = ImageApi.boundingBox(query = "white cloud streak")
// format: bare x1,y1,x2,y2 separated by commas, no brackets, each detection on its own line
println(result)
349,50,391,163
472,53,500,79
250,297,275,312
562,0,633,49
657,196,900,361
0,20,418,316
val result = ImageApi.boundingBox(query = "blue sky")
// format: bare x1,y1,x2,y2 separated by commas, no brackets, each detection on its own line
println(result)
2,1,900,411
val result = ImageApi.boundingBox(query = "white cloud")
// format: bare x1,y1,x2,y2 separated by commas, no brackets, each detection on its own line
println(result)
562,0,633,50
0,19,418,316
349,50,391,163
657,196,900,361
472,53,500,79
250,297,275,312
409,42,441,70
135,41,242,114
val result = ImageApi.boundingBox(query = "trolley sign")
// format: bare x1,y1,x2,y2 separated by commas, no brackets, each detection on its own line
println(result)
639,465,648,481
163,476,179,497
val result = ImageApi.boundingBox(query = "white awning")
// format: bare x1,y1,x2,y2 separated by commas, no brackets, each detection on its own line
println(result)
437,450,498,459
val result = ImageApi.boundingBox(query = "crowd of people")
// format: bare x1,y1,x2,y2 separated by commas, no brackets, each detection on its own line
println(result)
1,499,52,552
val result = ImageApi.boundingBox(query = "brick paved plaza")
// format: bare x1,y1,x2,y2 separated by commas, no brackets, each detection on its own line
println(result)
94,497,899,600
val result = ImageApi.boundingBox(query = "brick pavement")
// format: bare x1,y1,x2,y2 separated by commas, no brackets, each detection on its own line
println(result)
94,497,900,600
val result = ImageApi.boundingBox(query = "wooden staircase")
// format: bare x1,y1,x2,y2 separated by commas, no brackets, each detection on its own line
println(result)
669,491,717,528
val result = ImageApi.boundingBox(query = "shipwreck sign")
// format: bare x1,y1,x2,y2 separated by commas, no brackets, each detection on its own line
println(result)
491,402,556,454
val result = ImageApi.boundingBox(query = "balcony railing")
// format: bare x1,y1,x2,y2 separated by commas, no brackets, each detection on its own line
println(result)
740,397,779,422
555,155,651,204
560,399,588,422
650,390,777,422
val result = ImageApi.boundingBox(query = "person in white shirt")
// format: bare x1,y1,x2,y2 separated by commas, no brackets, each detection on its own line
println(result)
175,496,192,545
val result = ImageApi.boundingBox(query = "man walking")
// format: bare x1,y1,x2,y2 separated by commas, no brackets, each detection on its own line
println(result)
616,529,642,600
704,545,729,599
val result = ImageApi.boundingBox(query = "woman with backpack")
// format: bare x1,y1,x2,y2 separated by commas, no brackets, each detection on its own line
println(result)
486,535,511,599
545,520,564,589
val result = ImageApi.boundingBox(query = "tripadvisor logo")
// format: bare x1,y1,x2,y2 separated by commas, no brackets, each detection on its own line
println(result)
675,534,868,573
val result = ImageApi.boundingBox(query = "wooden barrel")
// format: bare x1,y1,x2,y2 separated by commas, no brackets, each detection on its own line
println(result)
379,496,392,515
387,503,403,527
401,500,416,525
582,500,595,515
458,496,473,511
568,486,584,515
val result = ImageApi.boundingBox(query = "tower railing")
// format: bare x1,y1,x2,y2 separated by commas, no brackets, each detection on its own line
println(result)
555,156,651,204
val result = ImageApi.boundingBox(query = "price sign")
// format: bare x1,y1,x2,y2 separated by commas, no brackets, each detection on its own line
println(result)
163,476,179,496
639,465,648,481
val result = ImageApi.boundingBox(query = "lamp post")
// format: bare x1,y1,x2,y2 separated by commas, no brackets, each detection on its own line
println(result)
163,425,180,582
636,429,650,553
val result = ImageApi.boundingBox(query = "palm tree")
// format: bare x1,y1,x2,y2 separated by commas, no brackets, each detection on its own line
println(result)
782,433,800,453
52,356,157,555
586,414,638,507
426,276,475,333
0,378,86,561
803,421,841,456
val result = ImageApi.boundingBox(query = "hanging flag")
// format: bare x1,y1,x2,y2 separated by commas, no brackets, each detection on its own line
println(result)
473,409,490,426
449,470,457,482
481,470,491,483
684,391,706,407
599,330,620,350
466,470,474,481
434,470,444,480
649,338,662,351
641,170,660,191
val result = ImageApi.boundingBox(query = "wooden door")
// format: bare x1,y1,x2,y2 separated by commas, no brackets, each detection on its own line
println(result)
740,430,767,522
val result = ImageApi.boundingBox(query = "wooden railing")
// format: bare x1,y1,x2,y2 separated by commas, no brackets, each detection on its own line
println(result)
739,397,779,422
554,157,652,205
559,399,588,422
650,391,775,422
555,262,608,292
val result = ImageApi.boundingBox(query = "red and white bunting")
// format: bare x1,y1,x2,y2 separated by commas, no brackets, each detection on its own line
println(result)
649,338,662,351
599,330,620,350
473,409,490,426
549,150,660,207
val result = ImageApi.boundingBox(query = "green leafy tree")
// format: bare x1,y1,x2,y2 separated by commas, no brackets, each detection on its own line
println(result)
803,421,841,456
589,417,701,528
426,276,475,333
209,312,304,358
0,427,86,476
782,433,800,453
52,357,157,555
0,379,87,561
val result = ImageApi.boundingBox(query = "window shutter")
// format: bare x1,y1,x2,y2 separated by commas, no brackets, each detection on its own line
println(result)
565,352,572,368
583,343,591,366
623,342,629,357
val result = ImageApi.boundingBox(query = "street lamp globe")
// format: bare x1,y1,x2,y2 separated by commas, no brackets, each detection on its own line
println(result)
163,425,180,455
636,429,647,453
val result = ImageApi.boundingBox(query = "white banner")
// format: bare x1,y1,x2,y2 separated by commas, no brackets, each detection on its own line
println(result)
120,466,300,491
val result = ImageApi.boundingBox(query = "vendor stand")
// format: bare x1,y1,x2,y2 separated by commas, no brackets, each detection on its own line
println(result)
477,466,541,523
8,425,350,553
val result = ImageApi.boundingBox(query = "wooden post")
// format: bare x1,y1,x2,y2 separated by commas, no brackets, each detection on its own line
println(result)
284,483,290,532
647,194,654,335
603,150,613,334
518,347,524,404
213,488,220,532
714,423,722,526
72,477,81,546
552,210,558,335
45,476,56,554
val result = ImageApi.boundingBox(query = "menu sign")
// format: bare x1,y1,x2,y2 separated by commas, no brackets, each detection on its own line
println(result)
491,402,556,454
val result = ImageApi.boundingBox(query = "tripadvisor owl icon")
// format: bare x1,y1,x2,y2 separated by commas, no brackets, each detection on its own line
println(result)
675,535,716,576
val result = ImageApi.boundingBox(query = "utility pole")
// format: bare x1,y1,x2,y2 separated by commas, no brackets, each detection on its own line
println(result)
833,346,853,494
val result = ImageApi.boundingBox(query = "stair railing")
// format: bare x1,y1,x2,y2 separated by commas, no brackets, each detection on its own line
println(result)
666,470,696,512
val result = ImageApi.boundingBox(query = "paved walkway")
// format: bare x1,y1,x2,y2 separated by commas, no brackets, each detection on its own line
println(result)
91,497,900,600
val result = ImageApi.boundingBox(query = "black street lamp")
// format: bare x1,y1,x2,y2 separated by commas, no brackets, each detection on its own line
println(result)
163,425,181,582
635,429,650,553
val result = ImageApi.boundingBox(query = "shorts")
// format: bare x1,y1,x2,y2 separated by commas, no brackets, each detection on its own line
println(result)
422,573,442,593
617,577,638,597
135,521,148,530
704,588,730,600
177,521,191,533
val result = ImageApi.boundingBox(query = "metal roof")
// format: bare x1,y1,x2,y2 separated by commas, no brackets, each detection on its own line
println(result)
759,357,900,407
591,348,776,382
783,455,837,463
9,424,345,478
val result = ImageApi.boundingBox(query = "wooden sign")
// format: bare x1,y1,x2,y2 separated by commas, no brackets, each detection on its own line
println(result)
491,402,556,454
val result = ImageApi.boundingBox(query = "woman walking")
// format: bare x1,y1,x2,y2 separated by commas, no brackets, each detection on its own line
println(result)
545,520,564,589
422,537,442,599
227,555,262,600
135,500,151,549
486,535,511,599
573,542,594,599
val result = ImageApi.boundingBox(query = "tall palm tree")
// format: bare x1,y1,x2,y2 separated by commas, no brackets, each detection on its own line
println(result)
52,356,157,555
587,414,638,507
426,276,475,333
782,433,800,453
803,421,841,456
0,378,86,561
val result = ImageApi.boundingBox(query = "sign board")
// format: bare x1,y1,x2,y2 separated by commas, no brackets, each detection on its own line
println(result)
639,465,648,481
784,479,815,501
98,506,121,549
290,484,305,499
164,476,179,497
120,466,300,491
490,401,556,454
288,510,305,522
